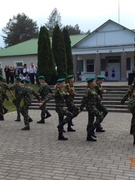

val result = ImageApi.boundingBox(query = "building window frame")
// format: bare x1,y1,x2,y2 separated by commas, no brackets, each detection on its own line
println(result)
86,59,94,72
14,61,23,71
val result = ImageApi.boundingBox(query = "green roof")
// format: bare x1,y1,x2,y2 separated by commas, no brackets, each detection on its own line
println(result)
0,34,88,57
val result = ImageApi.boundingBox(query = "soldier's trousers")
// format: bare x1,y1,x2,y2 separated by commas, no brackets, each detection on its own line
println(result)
20,104,30,127
56,107,74,132
96,102,108,123
131,112,135,136
40,103,46,119
13,98,21,120
87,107,103,130
66,101,79,125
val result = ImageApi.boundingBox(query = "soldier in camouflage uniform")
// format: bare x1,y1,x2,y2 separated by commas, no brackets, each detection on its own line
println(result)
20,79,40,130
80,77,103,141
37,76,52,124
65,74,79,132
0,75,12,120
53,78,74,140
94,75,108,132
121,79,135,135
9,77,24,121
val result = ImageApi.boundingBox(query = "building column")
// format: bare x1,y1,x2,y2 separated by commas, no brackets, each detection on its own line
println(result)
121,52,127,81
73,55,77,81
95,53,101,77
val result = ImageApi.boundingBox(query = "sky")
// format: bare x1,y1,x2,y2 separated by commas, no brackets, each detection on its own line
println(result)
0,0,135,48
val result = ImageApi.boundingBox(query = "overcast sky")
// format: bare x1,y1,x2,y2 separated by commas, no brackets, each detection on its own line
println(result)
0,0,135,48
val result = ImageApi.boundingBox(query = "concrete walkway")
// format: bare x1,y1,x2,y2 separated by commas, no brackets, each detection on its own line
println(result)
0,109,135,180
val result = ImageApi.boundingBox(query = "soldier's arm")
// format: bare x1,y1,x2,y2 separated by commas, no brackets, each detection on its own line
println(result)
80,89,89,111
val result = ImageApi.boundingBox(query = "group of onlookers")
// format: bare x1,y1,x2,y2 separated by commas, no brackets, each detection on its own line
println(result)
4,63,37,84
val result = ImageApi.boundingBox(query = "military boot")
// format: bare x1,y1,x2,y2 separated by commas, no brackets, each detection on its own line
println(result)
86,126,97,141
96,124,105,132
21,126,30,130
130,126,133,135
45,110,51,119
133,135,135,145
3,107,8,114
37,118,45,124
67,124,76,132
58,132,68,140
0,113,4,121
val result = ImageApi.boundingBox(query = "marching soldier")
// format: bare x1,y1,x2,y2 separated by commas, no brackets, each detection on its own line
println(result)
53,78,74,140
94,75,108,132
20,79,40,130
121,78,135,135
0,75,13,120
65,74,79,132
37,76,52,124
80,77,103,141
9,77,24,121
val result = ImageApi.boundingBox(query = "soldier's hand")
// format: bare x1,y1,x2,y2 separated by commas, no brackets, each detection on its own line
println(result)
39,103,43,107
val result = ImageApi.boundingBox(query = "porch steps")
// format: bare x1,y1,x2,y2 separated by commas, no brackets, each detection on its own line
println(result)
29,85,129,113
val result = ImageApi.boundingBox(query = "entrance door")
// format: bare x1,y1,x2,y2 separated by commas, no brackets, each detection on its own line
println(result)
108,63,120,81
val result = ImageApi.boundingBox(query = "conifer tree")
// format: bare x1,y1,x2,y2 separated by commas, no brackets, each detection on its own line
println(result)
37,26,56,84
63,27,73,75
52,24,67,78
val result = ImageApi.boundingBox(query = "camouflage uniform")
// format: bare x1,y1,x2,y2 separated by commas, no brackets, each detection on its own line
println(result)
10,81,24,121
65,83,79,131
54,83,74,140
20,81,40,130
37,82,52,123
0,81,11,120
121,84,134,134
94,82,108,131
80,86,103,141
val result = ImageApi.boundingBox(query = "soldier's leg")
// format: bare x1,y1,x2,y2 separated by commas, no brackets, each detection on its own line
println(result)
88,108,103,139
86,112,96,141
21,106,30,130
37,104,46,124
96,103,107,132
0,103,4,121
45,109,51,119
57,112,68,140
67,103,79,132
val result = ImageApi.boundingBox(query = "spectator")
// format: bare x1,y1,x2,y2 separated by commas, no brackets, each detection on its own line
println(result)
4,65,10,84
9,66,14,84
14,66,20,78
29,63,36,84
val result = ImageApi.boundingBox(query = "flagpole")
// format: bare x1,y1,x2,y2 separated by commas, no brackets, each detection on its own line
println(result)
118,0,120,23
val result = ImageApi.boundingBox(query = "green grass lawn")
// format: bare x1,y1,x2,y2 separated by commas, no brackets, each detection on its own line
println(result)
3,83,39,113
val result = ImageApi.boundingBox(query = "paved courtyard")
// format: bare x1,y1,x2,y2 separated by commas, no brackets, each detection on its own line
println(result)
0,110,135,180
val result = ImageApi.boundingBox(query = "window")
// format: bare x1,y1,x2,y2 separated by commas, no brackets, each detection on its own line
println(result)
126,58,131,70
14,61,23,71
86,60,94,72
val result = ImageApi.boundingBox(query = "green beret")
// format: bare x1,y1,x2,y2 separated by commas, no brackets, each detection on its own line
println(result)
16,77,21,81
38,75,45,79
24,78,30,83
57,78,65,83
87,77,95,83
0,75,3,79
97,75,105,79
67,74,74,79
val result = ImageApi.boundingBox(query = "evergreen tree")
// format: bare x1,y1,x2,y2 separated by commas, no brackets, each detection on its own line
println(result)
52,24,67,78
63,27,74,75
37,26,56,84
